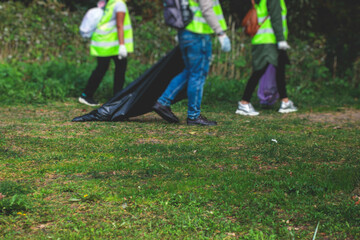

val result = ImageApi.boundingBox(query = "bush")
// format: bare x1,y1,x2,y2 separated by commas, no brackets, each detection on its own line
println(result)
0,1,86,63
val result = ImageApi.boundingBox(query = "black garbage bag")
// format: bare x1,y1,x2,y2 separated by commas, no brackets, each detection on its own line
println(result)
72,46,186,122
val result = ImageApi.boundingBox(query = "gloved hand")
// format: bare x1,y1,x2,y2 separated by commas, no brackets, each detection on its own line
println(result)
218,34,231,52
278,41,291,50
118,44,127,59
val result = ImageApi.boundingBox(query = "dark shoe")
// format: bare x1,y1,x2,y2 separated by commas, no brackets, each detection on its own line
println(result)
187,115,217,126
72,110,109,122
152,102,179,123
78,93,100,107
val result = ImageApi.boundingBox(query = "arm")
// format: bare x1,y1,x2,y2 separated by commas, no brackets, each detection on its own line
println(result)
115,2,127,59
267,0,285,42
116,12,125,45
198,0,223,35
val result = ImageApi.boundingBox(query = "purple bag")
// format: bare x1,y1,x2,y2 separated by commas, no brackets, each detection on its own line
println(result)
257,64,279,105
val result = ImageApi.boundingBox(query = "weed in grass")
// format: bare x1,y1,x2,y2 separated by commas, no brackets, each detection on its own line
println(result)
0,194,31,215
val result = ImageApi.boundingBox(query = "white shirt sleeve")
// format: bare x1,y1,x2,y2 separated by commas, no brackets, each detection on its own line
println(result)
114,2,126,13
198,0,224,34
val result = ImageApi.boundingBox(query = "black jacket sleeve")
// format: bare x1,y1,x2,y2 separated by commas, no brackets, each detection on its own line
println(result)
267,0,285,42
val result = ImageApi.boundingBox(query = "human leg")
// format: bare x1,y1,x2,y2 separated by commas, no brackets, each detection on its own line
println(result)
79,57,111,106
241,65,268,103
153,30,196,123
112,56,127,95
157,70,189,107
275,50,288,100
183,33,212,120
276,50,297,113
83,57,111,98
235,65,268,116
156,31,192,108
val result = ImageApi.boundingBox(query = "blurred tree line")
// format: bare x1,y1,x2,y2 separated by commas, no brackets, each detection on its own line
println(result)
1,0,359,78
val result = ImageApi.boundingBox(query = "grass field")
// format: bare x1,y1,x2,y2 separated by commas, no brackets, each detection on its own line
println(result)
1,100,359,239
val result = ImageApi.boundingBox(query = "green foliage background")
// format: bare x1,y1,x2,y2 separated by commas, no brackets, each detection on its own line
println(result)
0,0,359,105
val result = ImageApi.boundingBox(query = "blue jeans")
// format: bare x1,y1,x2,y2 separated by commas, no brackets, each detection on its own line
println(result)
157,30,212,119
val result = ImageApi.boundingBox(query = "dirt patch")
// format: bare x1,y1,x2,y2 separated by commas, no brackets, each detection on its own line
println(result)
298,108,360,124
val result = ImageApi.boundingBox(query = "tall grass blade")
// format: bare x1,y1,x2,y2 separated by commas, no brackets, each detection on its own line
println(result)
312,221,320,240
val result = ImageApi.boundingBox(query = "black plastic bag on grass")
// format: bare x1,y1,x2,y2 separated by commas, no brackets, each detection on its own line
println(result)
72,46,185,122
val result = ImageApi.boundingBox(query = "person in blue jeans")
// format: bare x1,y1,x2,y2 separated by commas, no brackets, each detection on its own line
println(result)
153,0,231,126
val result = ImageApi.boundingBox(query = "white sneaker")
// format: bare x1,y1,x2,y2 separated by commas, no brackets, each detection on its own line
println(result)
278,100,298,113
235,102,259,116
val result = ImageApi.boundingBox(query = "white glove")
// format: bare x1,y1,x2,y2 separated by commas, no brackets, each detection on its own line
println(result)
218,34,231,52
118,44,127,59
278,41,291,50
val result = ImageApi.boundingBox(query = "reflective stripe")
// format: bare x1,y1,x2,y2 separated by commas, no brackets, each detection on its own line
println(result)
91,40,119,47
186,0,227,34
90,0,133,56
257,27,286,35
252,0,288,45
95,28,116,35
257,28,274,34
193,15,224,23
258,15,286,23
95,25,132,35
190,6,200,12
91,38,133,47
101,20,117,29
124,38,133,44
258,16,268,22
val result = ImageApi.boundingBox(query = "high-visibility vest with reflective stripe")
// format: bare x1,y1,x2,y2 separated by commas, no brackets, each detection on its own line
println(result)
185,0,227,34
90,0,133,56
252,0,288,45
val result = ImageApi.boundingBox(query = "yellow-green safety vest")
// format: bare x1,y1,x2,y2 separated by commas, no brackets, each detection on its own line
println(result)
185,0,227,34
252,0,288,45
90,0,133,56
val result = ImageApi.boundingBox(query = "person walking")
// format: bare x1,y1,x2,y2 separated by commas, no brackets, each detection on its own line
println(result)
235,0,297,116
152,0,231,126
79,0,133,106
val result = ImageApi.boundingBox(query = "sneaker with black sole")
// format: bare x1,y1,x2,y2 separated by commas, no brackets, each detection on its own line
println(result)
187,115,217,126
152,101,179,123
278,100,298,113
78,94,100,107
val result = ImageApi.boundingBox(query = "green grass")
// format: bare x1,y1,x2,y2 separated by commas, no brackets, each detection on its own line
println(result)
0,101,360,239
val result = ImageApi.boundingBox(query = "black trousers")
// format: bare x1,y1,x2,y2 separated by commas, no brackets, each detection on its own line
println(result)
84,56,127,98
242,50,289,102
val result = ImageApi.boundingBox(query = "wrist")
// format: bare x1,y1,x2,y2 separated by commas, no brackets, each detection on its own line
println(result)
217,31,225,37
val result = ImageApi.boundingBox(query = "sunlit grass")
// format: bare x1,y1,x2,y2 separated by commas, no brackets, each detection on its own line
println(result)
0,102,359,239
